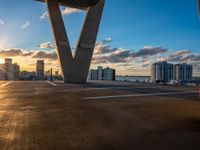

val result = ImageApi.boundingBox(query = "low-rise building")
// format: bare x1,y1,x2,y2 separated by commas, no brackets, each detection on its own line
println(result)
21,71,36,80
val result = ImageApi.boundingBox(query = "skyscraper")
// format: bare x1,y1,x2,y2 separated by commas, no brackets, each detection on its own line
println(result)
151,62,174,83
103,67,116,81
167,63,174,82
0,64,4,80
36,60,44,80
89,69,98,80
175,64,193,82
89,66,116,81
12,63,20,80
97,66,103,80
151,62,193,83
4,58,13,80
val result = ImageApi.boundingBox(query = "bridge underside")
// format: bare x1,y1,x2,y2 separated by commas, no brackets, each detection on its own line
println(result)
35,0,100,10
36,0,105,83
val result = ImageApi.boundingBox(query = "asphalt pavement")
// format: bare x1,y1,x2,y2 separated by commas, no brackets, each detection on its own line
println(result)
0,80,200,150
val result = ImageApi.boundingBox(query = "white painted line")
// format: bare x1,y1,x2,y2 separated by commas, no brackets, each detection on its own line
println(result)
83,91,198,100
0,81,13,88
80,87,159,91
46,81,57,86
85,88,105,90
106,87,164,89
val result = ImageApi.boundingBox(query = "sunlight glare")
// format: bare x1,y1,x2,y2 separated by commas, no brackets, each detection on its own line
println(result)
0,58,4,64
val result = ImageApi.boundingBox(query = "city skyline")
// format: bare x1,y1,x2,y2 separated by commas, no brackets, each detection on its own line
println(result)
0,0,200,76
0,57,62,81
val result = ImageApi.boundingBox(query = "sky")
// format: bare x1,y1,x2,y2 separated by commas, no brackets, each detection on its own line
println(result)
0,0,200,76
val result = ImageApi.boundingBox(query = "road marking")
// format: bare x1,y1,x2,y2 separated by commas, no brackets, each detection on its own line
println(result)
0,81,13,88
83,91,198,100
80,87,161,91
84,88,106,90
105,86,165,89
46,81,57,86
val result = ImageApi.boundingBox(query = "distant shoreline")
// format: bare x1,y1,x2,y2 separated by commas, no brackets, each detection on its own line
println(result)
116,76,151,83
116,75,151,78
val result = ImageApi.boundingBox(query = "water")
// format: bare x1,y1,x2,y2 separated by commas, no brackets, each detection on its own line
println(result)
116,76,151,82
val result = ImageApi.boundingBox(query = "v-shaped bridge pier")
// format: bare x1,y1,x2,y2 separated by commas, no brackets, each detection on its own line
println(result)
35,0,105,83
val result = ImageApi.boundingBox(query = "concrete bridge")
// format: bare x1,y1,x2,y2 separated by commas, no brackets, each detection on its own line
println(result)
35,0,105,83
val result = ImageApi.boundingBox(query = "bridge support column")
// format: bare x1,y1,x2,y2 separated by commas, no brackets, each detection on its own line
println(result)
45,0,105,83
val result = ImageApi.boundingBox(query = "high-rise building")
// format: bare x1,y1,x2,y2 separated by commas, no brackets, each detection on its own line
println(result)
89,69,98,80
175,63,193,82
151,62,174,83
0,59,21,80
103,67,116,80
12,63,20,80
4,58,13,80
97,66,103,80
89,66,115,81
167,63,174,82
0,64,4,80
151,62,193,83
36,60,44,80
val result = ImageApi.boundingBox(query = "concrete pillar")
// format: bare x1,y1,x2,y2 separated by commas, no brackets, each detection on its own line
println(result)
198,0,200,15
45,0,105,83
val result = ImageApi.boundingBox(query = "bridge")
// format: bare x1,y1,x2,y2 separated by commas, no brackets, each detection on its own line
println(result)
35,0,105,83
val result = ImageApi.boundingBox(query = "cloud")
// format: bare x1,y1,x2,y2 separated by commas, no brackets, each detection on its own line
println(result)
0,49,23,57
133,46,168,57
105,49,134,63
0,20,4,25
102,37,112,44
181,54,200,62
162,50,191,62
37,42,53,49
93,41,169,64
160,50,200,65
32,51,57,60
39,12,48,20
22,52,35,56
94,42,116,55
21,21,30,29
39,7,82,20
61,7,82,15
0,48,57,60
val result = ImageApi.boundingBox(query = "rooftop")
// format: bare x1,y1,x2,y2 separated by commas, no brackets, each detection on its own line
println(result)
0,80,200,149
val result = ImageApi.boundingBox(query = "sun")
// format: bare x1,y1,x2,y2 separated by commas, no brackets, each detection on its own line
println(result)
0,59,4,64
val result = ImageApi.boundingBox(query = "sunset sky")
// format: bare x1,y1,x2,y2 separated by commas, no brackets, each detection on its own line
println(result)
0,0,200,76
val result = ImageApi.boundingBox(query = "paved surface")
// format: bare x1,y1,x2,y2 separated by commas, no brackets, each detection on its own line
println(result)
0,81,200,150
